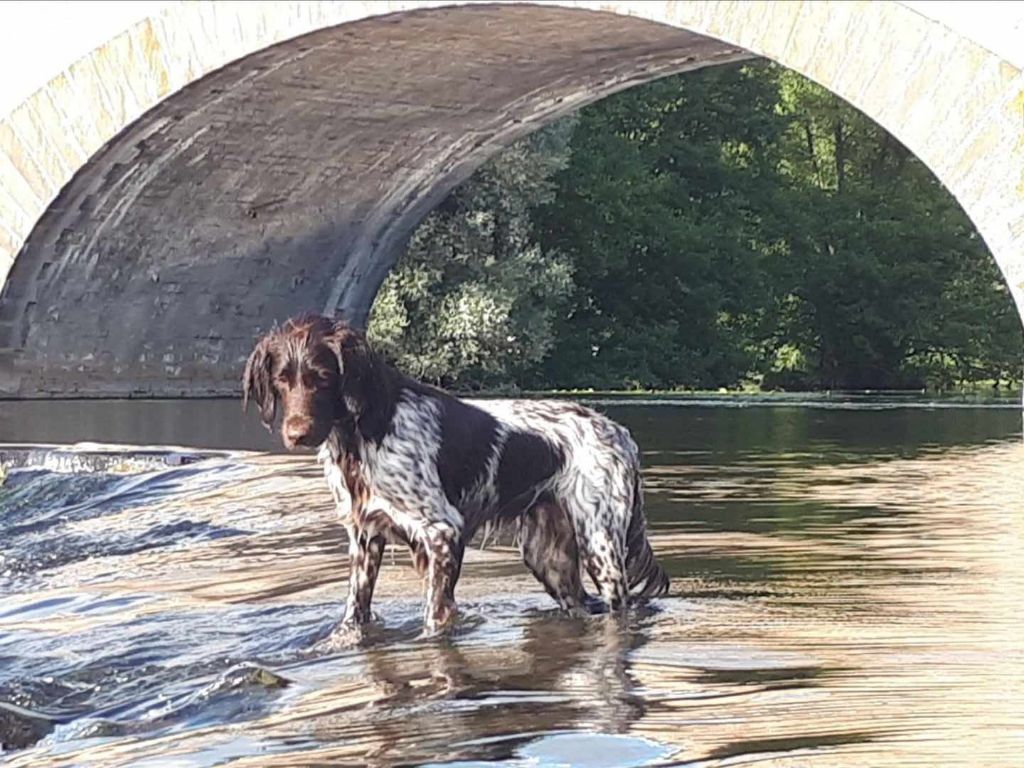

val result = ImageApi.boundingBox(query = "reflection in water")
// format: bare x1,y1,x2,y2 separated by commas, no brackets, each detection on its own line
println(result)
0,402,1022,766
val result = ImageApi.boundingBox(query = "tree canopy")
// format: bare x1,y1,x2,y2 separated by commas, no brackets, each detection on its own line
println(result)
368,62,1023,392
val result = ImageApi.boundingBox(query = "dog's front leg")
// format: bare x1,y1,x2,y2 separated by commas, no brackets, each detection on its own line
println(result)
422,525,464,635
342,525,385,626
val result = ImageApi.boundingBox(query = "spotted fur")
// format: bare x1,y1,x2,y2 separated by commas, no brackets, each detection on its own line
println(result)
243,315,669,633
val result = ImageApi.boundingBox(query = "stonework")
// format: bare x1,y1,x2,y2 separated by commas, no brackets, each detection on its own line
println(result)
0,1,1021,397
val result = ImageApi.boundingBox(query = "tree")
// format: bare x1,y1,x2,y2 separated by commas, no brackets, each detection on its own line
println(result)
532,63,790,390
367,122,575,390
765,68,1022,389
371,61,1022,392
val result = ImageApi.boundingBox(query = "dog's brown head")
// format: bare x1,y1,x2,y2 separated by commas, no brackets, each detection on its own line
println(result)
242,314,382,450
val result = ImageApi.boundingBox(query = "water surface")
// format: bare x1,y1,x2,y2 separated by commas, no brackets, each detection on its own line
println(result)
1,397,1022,766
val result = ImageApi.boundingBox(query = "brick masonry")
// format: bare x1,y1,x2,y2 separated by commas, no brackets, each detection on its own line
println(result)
0,1,1021,397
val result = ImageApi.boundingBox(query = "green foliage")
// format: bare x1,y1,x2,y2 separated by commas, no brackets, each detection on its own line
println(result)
368,123,575,390
370,62,1023,392
533,64,786,389
764,67,1023,389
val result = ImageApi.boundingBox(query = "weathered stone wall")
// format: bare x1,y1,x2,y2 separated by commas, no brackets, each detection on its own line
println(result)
0,1,1021,397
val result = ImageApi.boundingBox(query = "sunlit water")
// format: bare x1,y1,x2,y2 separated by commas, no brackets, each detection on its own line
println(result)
1,397,1022,766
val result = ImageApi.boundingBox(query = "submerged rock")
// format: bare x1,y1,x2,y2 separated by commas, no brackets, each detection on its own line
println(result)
229,665,291,690
0,700,60,752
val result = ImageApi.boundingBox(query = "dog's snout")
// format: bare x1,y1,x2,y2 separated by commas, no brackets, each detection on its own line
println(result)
284,416,313,446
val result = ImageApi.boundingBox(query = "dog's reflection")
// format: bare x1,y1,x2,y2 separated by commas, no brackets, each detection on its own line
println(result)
290,609,655,765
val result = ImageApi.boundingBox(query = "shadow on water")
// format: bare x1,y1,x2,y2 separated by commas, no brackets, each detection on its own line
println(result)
0,398,1022,765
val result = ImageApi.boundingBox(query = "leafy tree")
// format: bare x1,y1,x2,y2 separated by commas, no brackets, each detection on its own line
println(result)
370,62,1022,392
532,63,788,390
765,68,1022,389
368,123,575,390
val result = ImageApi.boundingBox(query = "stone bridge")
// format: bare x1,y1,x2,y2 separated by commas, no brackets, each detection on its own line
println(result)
0,1,1021,397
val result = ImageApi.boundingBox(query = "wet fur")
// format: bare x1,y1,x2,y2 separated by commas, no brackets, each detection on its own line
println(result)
243,314,668,633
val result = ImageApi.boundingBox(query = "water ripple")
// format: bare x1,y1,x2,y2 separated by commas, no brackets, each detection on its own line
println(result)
1,409,1022,765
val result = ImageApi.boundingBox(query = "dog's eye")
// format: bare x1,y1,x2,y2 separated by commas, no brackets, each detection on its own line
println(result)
300,369,330,387
307,371,330,386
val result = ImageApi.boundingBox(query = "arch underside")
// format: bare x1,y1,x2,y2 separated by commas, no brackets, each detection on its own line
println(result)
0,5,747,396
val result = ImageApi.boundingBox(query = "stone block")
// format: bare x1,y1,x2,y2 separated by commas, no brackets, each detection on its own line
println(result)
0,163,35,238
0,121,50,203
43,72,105,161
788,1,865,101
4,102,71,192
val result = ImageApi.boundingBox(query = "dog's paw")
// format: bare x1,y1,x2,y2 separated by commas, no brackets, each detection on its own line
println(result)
313,620,366,652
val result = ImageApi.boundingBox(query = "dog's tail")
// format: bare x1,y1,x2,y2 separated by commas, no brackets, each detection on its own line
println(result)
625,470,670,600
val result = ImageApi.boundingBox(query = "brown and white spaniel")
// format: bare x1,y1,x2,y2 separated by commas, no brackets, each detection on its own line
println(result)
243,314,668,635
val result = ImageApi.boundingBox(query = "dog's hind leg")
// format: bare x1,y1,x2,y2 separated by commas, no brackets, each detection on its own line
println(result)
566,497,630,612
582,525,629,611
519,498,589,612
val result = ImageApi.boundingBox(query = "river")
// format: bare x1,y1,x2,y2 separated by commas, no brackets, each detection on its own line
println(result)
1,396,1022,766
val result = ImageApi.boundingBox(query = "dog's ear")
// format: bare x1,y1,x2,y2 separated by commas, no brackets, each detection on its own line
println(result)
242,333,277,430
326,322,376,415
325,320,398,443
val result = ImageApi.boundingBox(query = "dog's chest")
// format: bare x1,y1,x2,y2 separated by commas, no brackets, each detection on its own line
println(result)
318,444,351,516
317,443,426,542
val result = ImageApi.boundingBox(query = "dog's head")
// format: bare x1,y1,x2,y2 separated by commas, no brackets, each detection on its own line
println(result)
242,314,377,450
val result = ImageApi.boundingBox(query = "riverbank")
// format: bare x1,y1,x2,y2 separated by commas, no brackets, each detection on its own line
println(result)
3,387,1022,407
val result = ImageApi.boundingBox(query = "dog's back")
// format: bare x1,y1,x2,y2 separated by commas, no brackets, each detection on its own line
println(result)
470,398,669,601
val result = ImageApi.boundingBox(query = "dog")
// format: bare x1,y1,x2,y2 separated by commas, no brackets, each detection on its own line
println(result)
243,314,668,634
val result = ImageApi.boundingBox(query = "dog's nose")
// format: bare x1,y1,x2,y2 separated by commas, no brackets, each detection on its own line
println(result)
284,417,312,446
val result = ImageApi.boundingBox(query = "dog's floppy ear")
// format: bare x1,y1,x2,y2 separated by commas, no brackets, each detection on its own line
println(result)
325,318,398,442
242,333,277,430
326,321,376,415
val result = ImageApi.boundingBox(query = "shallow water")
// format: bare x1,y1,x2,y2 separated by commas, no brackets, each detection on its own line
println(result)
1,398,1022,766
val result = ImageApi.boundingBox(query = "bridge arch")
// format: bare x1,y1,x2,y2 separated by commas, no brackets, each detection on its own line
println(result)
0,1,1021,396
